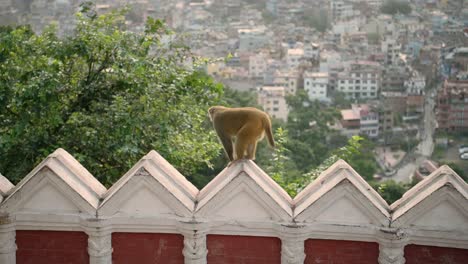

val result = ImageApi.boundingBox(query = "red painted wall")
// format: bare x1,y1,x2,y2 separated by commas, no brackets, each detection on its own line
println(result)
112,232,184,264
305,239,379,264
16,230,89,264
405,244,468,264
207,235,281,264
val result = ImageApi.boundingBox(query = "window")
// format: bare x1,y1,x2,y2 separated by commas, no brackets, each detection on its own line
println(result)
273,107,279,111
370,92,375,96
341,80,345,84
371,80,376,84
273,100,279,105
356,86,360,90
306,81,310,86
362,92,367,96
355,80,361,84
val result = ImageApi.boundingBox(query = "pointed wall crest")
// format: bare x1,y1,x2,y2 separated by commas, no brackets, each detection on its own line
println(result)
293,160,390,226
0,148,106,216
99,150,198,219
195,160,293,223
0,174,14,203
391,165,468,231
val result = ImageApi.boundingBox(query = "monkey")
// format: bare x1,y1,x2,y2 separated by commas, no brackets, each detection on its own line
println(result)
208,106,275,163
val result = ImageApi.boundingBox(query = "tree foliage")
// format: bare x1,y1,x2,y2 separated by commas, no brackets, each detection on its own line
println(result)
0,4,224,185
380,0,412,15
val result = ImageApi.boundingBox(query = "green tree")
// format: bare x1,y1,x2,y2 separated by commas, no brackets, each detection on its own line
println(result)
375,180,407,204
303,8,329,32
0,4,223,185
286,90,340,171
380,0,412,15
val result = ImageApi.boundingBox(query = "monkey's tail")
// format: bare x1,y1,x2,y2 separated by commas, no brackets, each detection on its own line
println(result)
264,118,275,148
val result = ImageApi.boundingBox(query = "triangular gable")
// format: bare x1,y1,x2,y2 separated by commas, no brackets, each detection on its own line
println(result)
391,165,467,214
294,160,390,225
195,160,293,221
99,150,197,217
0,173,14,202
0,149,105,215
391,166,468,229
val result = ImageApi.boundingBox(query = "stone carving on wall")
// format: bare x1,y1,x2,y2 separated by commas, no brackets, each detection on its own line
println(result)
183,231,208,264
281,238,306,264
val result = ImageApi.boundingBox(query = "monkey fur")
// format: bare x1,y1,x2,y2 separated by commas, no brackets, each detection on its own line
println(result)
208,106,275,162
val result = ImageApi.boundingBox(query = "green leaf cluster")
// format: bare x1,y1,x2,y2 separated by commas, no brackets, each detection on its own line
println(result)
380,0,412,15
0,4,223,185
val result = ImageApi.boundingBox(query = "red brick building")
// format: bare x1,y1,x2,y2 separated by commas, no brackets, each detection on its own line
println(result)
436,79,468,131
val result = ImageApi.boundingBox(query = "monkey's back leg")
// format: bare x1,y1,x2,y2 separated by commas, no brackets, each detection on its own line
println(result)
235,125,260,160
216,130,234,161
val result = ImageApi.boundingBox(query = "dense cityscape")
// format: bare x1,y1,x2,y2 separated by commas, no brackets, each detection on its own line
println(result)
1,0,467,183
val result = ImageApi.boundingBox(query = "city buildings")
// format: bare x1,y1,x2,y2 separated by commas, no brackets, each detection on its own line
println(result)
257,86,289,121
436,79,468,132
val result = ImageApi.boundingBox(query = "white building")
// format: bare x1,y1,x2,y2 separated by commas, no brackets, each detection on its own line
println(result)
257,86,289,121
330,0,356,21
249,53,268,78
319,50,342,72
272,70,300,95
286,48,305,69
304,43,320,60
336,61,382,100
381,37,402,65
304,72,329,101
340,104,379,138
239,27,268,52
405,70,426,95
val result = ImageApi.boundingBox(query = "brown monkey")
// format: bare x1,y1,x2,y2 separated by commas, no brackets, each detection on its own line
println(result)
208,106,275,162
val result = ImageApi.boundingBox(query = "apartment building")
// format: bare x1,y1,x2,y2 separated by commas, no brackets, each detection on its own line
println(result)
238,27,268,52
329,0,355,22
272,70,300,95
340,104,380,138
257,86,289,122
286,48,305,69
336,61,382,100
304,72,329,101
381,37,402,65
249,53,268,78
436,80,468,132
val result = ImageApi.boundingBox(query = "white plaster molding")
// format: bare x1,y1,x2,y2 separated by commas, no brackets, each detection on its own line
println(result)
295,180,390,227
100,150,197,216
0,174,14,203
0,168,98,219
0,148,105,214
277,224,307,264
391,165,468,214
294,160,390,220
196,160,292,222
82,220,113,264
0,216,16,264
178,221,210,264
98,169,193,219
377,228,409,264
196,174,291,224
